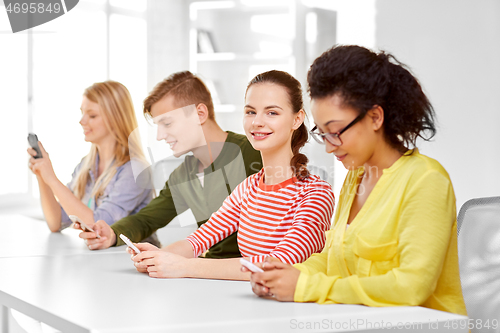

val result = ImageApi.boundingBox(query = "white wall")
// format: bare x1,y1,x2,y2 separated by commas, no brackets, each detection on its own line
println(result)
145,0,500,210
303,0,377,196
375,0,500,209
147,0,189,91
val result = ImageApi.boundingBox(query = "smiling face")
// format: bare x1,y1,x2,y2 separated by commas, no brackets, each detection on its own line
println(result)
243,83,303,154
79,96,113,145
150,94,206,158
311,94,380,170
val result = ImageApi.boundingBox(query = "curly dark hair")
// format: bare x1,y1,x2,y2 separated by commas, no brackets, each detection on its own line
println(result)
307,45,436,152
246,70,309,180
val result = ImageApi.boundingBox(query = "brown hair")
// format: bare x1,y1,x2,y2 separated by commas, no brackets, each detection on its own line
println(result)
246,70,309,180
143,71,215,120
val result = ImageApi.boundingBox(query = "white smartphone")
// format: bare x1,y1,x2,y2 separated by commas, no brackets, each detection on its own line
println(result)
119,234,141,254
69,215,101,239
240,258,264,273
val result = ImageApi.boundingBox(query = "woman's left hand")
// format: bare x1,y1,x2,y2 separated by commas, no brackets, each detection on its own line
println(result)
250,259,301,302
132,250,189,278
28,141,57,185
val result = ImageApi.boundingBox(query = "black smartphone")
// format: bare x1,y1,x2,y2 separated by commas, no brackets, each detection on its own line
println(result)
27,133,42,159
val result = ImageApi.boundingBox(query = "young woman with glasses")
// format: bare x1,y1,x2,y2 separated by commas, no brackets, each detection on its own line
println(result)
246,45,467,316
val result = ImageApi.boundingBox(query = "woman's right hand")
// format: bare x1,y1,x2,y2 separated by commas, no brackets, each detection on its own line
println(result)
249,259,300,301
27,147,40,176
128,243,160,273
27,141,57,185
127,242,159,255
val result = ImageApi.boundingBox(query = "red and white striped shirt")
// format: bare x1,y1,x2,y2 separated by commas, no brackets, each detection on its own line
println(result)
186,169,335,264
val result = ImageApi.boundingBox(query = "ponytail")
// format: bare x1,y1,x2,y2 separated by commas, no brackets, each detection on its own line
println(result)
290,123,309,180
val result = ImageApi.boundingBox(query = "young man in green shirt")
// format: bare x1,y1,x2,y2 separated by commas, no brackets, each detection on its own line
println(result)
80,71,262,258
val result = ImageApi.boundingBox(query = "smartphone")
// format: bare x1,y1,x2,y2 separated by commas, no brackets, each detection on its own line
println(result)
69,215,101,239
119,234,141,254
240,258,264,273
27,133,42,159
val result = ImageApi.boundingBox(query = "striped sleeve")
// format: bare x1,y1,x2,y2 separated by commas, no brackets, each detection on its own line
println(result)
186,177,248,257
250,180,335,264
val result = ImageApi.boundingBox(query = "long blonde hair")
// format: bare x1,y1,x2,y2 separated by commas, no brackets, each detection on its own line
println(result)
73,81,146,201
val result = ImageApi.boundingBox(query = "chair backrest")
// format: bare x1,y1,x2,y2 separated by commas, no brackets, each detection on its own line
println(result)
457,196,500,333
153,156,186,189
308,165,330,182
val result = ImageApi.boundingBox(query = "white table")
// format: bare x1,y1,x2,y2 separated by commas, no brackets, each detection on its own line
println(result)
0,253,469,333
0,214,124,258
0,215,469,332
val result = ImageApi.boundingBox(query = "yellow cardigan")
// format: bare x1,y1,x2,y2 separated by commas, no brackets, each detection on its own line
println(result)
294,149,467,315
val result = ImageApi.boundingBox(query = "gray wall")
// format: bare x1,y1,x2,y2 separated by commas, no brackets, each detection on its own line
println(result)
376,0,500,209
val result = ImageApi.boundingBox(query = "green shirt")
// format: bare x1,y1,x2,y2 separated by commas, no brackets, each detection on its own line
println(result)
111,131,262,258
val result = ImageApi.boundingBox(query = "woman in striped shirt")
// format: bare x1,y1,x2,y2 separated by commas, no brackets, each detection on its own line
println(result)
129,70,335,280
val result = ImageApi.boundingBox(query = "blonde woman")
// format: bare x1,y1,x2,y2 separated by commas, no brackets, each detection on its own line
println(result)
27,81,154,235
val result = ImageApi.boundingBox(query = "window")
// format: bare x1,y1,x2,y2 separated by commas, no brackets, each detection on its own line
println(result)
0,1,147,207
0,13,28,196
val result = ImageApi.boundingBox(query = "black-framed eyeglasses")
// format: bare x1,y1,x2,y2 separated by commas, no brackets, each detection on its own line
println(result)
310,112,366,146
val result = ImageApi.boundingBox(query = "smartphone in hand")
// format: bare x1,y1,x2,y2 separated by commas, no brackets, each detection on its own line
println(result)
69,215,101,239
119,234,141,254
27,133,42,159
240,258,264,273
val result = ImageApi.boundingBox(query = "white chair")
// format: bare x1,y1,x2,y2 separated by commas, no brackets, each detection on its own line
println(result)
457,196,500,333
152,156,186,189
308,164,330,182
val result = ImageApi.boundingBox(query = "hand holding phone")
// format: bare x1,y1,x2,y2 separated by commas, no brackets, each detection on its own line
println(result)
69,215,101,239
119,234,141,254
240,258,264,273
27,133,42,159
